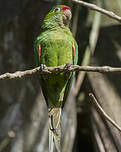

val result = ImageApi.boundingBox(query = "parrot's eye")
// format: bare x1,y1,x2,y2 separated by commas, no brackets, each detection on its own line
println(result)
54,7,60,13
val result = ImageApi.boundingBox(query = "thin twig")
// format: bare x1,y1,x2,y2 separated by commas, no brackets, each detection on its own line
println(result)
89,93,121,133
72,0,121,23
1,65,121,80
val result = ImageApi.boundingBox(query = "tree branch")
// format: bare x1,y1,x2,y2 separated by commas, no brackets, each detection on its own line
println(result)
1,65,121,80
72,0,121,23
89,93,121,133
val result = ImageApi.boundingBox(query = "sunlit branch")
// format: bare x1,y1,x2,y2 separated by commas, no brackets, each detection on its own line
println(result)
72,0,121,23
1,65,121,80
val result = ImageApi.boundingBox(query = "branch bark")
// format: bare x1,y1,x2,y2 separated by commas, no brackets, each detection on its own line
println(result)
1,65,121,80
72,0,121,23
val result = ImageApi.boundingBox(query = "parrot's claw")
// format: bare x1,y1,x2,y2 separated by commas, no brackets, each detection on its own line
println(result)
64,63,73,77
40,64,47,70
64,62,73,70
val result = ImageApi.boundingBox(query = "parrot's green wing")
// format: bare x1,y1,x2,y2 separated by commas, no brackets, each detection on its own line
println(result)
62,40,78,108
34,40,50,107
73,40,78,65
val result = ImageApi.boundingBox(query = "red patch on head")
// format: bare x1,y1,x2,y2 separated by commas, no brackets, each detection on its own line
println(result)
72,44,75,56
62,5,71,12
38,45,41,57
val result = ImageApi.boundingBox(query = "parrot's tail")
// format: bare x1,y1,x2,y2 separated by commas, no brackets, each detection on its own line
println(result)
48,107,62,152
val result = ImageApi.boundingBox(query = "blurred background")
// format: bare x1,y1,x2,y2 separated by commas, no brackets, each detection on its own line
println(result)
0,0,121,151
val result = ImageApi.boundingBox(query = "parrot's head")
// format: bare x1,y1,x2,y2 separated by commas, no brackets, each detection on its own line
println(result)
42,5,72,29
61,5,72,26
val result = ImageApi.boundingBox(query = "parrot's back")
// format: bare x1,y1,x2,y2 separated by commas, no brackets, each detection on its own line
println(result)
36,28,74,67
35,28,75,107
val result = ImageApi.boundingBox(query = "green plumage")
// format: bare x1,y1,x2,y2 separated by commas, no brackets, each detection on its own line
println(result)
34,5,78,151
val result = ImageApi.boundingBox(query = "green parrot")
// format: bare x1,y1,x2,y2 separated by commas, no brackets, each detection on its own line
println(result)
34,5,78,151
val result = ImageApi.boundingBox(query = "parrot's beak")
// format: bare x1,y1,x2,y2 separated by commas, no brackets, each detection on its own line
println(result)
62,9,72,26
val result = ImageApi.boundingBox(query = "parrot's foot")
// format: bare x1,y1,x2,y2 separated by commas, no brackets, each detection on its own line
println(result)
64,62,73,77
40,64,47,70
64,62,73,69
